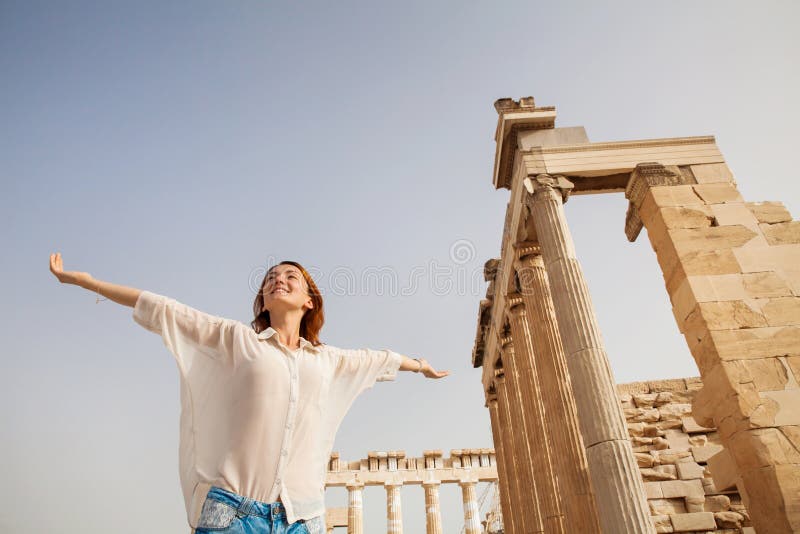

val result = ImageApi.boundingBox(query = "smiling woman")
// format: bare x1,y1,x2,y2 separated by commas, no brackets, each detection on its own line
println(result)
48,253,449,534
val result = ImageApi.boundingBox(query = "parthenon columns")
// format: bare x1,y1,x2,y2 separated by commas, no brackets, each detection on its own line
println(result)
422,482,443,534
625,162,800,533
524,174,654,533
385,482,403,534
346,481,364,534
514,244,602,532
459,481,481,534
505,295,565,532
498,335,543,532
493,369,527,534
486,388,519,534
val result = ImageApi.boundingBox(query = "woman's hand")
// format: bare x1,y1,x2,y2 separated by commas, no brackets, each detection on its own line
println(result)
49,252,93,287
417,358,450,379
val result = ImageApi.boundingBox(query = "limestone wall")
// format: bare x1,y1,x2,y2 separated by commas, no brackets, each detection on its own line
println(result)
618,377,753,533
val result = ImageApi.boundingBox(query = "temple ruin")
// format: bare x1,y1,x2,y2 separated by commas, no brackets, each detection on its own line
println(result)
471,97,800,534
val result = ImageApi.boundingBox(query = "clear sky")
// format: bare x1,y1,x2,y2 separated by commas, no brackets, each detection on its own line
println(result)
2,1,798,532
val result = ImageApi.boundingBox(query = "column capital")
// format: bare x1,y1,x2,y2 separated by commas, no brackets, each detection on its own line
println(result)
524,173,575,204
384,480,404,488
505,292,525,317
422,480,442,488
625,162,685,242
513,240,542,260
346,481,365,490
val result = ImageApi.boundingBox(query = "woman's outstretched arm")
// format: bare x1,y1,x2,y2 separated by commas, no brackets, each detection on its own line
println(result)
398,355,450,379
49,252,141,308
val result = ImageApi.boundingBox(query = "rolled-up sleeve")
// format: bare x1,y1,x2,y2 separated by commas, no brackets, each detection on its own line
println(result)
133,290,241,369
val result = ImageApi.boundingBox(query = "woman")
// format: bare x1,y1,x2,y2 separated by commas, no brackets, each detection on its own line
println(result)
49,253,449,534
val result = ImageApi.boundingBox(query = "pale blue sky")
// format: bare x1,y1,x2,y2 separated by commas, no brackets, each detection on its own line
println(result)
2,1,799,532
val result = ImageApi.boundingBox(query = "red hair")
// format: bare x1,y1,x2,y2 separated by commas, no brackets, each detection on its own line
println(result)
251,261,324,346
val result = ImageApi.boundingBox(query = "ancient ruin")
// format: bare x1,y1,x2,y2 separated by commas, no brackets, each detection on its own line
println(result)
471,97,800,533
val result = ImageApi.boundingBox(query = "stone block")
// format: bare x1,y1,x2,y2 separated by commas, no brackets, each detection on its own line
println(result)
633,392,658,407
658,403,692,421
692,444,723,464
653,449,693,465
669,511,716,531
658,206,715,229
642,467,678,481
690,163,735,185
714,511,744,529
661,479,705,498
644,480,664,499
653,437,671,450
691,326,800,371
709,202,760,231
742,271,794,298
688,434,708,447
685,496,705,514
747,201,792,224
670,226,758,256
733,243,800,274
651,498,686,515
761,296,800,327
704,494,731,512
692,183,744,204
761,221,800,245
664,430,691,451
683,300,767,332
652,514,674,533
676,460,706,480
645,185,706,209
636,452,655,467
707,449,738,491
682,416,714,434
758,389,800,425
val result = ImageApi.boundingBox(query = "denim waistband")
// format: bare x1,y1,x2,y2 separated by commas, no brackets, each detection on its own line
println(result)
206,486,286,519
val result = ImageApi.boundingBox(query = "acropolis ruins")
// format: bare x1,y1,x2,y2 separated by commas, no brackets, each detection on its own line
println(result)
324,97,800,534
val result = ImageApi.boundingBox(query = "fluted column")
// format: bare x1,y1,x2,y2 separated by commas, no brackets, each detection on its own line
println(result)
346,482,364,534
524,174,653,533
498,336,542,533
460,481,481,534
487,390,518,534
506,296,565,533
385,482,403,534
423,482,443,534
494,382,525,534
515,245,601,533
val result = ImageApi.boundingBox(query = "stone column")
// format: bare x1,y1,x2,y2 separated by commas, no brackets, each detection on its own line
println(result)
498,337,542,533
625,162,800,533
460,481,481,534
486,389,518,534
346,482,364,534
488,388,524,534
505,296,565,533
423,482,443,534
524,174,654,534
385,482,403,534
515,244,602,533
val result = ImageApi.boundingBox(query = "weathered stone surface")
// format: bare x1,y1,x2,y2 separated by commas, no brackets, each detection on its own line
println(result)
761,296,800,327
761,221,800,245
636,452,655,467
683,300,767,332
641,468,678,481
633,393,659,407
685,495,705,513
709,203,760,230
649,498,687,515
747,201,792,224
707,449,738,491
661,479,705,498
676,460,706,480
682,416,713,434
669,511,716,531
691,444,723,463
644,480,663,499
652,514,674,533
704,494,731,512
658,403,692,421
690,163,734,185
742,271,794,298
692,183,744,204
714,511,744,529
670,225,758,255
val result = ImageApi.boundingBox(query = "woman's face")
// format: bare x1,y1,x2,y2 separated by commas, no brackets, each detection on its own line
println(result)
261,264,313,313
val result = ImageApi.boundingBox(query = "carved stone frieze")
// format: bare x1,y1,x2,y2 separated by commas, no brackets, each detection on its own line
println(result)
624,162,685,242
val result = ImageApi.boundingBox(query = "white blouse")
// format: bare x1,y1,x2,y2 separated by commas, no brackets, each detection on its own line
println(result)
132,291,403,529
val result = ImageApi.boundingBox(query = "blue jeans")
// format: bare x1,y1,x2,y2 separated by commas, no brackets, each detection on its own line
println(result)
192,486,324,534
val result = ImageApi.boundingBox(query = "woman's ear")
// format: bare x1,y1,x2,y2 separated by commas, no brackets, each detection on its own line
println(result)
304,298,314,310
